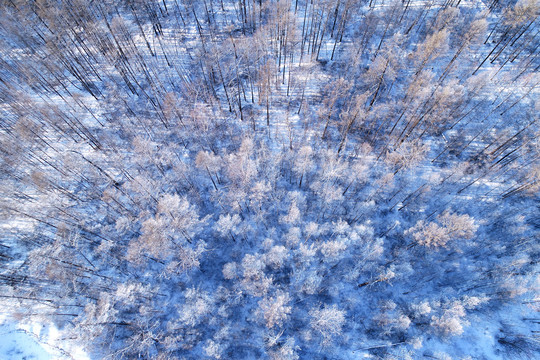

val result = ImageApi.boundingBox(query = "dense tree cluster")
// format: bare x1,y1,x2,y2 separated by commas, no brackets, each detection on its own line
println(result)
0,0,538,359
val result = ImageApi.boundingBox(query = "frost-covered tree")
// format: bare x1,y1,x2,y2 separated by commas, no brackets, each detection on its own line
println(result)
268,337,300,360
309,304,346,347
215,213,242,241
257,291,292,329
407,211,478,248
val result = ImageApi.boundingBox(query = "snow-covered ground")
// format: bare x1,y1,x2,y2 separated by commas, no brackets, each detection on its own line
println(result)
0,321,52,360
0,316,89,360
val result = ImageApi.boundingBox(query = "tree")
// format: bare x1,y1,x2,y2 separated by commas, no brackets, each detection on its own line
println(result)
319,77,352,139
406,211,478,248
179,287,214,327
196,150,222,190
280,197,301,225
412,29,449,76
319,239,347,262
204,339,225,359
257,291,291,329
429,297,488,338
438,16,487,83
309,304,346,347
264,244,289,269
215,213,242,241
385,140,429,175
223,261,239,280
268,337,300,360
127,194,205,264
225,137,258,187
292,145,314,187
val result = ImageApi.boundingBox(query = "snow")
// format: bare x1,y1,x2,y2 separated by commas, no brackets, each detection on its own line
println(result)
0,316,89,360
0,318,53,360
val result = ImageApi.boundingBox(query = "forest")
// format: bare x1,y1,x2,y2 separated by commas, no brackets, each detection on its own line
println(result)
0,0,538,359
